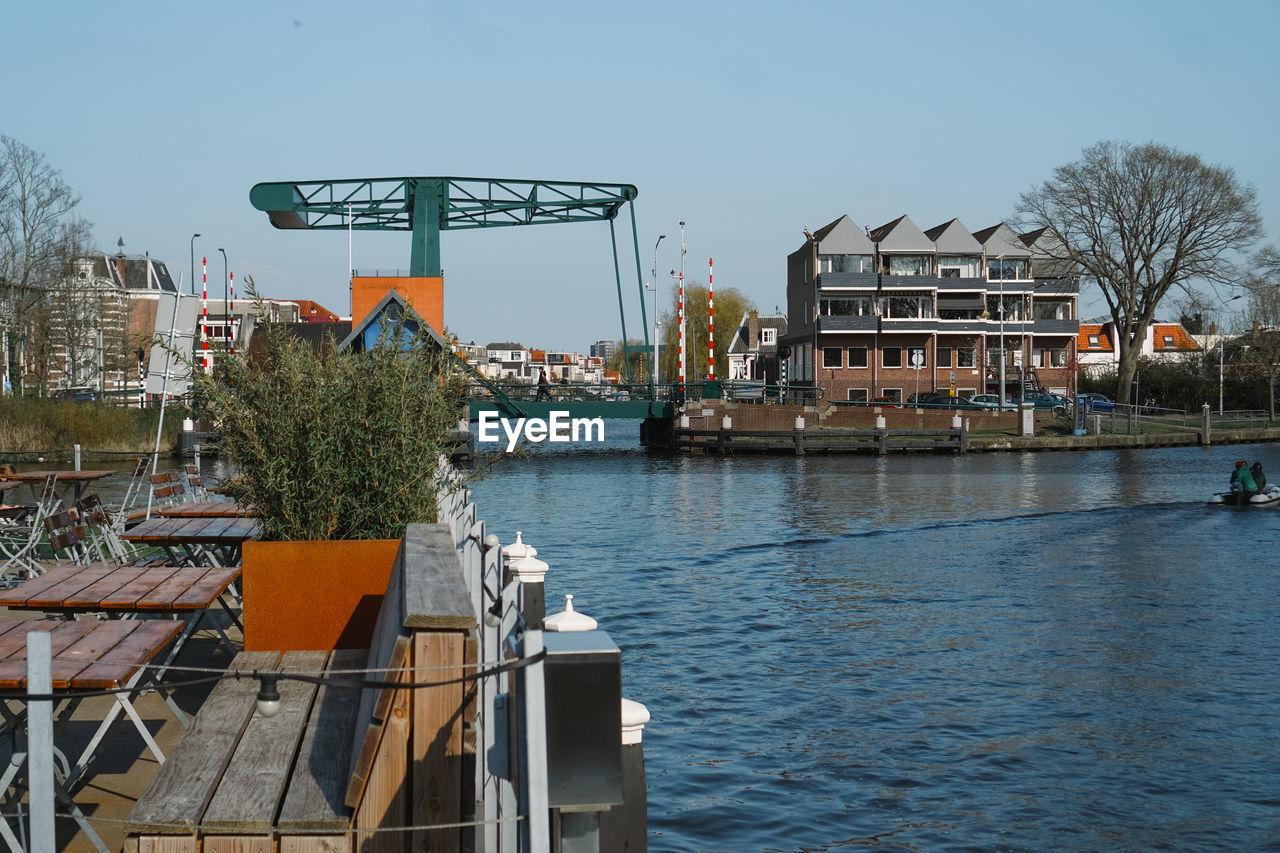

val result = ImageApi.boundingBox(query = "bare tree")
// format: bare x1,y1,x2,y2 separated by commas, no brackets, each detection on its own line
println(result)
1018,141,1262,404
0,135,93,394
1238,246,1280,418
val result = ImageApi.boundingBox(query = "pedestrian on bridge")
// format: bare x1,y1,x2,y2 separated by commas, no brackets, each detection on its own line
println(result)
536,369,550,401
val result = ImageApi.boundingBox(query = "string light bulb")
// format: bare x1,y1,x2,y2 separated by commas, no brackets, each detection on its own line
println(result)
256,675,281,717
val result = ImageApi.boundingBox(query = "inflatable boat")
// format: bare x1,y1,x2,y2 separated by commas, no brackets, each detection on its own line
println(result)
1208,484,1280,506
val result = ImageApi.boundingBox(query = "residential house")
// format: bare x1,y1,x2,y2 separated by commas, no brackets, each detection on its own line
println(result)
726,310,787,382
781,214,1080,403
1078,318,1201,375
486,342,531,380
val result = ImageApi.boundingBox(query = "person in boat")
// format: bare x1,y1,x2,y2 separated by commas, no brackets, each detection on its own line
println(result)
1230,460,1259,495
1250,461,1266,490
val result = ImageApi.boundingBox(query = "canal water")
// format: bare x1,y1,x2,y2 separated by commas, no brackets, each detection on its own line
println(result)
33,430,1279,850
468,423,1280,852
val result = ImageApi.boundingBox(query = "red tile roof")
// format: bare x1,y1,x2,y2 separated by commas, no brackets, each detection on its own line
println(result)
1078,324,1113,351
1152,324,1200,351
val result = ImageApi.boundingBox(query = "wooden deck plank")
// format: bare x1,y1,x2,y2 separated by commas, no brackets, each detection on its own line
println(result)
354,669,410,853
202,650,328,833
126,650,282,834
278,648,365,832
344,538,409,809
401,524,475,630
412,630,465,853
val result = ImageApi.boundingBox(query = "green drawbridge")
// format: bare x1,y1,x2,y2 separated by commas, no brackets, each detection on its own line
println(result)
249,176,668,419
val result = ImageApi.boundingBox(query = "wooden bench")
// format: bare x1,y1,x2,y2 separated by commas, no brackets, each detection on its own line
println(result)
126,523,476,853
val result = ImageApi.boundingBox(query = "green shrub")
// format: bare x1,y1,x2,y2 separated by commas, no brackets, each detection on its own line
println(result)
193,306,466,541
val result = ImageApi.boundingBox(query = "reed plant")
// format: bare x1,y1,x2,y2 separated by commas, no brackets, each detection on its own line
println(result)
192,296,467,541
0,395,180,458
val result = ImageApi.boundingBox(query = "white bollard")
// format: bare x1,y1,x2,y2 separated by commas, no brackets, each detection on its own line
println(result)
794,416,805,430
544,594,598,632
722,415,732,430
679,414,690,429
951,414,962,429
875,415,886,430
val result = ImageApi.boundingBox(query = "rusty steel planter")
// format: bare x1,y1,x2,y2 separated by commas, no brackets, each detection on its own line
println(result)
241,538,401,651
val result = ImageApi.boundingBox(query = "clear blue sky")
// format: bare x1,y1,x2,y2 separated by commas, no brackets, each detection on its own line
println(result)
8,0,1279,350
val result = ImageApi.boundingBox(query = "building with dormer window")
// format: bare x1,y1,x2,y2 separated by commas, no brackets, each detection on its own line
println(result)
782,214,1080,404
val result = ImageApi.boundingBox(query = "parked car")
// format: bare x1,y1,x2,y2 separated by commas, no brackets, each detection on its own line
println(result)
1077,393,1115,413
906,392,944,406
1013,390,1067,415
933,395,984,410
970,393,1014,411
869,396,902,408
54,387,96,404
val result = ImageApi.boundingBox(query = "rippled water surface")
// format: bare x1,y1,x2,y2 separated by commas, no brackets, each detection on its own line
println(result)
468,425,1280,852
36,431,1279,850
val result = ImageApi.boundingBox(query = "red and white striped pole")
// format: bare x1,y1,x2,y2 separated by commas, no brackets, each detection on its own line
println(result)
678,272,685,392
228,271,235,355
201,257,208,371
707,257,715,382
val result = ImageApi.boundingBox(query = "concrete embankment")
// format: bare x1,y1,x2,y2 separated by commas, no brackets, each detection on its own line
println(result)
643,400,1280,453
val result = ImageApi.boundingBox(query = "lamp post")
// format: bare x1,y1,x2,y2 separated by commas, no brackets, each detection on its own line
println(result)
217,248,228,354
189,233,201,296
646,234,665,387
1218,290,1239,412
998,255,1005,405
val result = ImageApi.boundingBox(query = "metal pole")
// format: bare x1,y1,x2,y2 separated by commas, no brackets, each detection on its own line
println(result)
218,248,228,357
678,221,686,395
1219,339,1225,415
28,630,54,853
189,233,200,296
708,257,715,382
652,235,665,387
998,255,1005,405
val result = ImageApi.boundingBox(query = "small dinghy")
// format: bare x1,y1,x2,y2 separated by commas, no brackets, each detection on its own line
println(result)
1209,460,1280,506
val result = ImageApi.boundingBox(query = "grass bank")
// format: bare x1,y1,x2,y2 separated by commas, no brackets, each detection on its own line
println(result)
0,397,182,463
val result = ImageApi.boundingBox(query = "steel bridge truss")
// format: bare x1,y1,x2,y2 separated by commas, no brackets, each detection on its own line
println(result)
249,175,650,386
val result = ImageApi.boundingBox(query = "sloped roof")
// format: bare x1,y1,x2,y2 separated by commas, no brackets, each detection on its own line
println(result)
486,341,524,350
972,223,1030,257
1078,324,1113,352
868,215,933,253
812,215,875,254
1020,227,1078,278
293,299,341,322
1152,324,1200,351
727,312,787,354
923,219,982,255
338,288,448,352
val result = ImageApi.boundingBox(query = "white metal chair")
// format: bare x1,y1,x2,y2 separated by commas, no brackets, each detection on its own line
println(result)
0,474,60,582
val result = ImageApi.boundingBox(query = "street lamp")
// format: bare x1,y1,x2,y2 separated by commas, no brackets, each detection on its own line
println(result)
190,233,201,296
1219,293,1245,414
646,234,666,386
217,248,228,353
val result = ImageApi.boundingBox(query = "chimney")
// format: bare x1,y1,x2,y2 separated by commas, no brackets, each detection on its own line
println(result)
748,310,759,349
1209,322,1217,336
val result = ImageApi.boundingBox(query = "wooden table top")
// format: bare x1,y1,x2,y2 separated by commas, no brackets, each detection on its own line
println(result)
0,619,183,690
0,563,241,614
123,515,260,545
1,469,116,483
159,501,252,518
0,480,22,493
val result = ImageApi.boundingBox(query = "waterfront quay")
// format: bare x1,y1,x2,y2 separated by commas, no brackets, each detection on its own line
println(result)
641,400,1280,454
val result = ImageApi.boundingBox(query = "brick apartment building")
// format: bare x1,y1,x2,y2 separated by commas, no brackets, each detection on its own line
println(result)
781,214,1080,403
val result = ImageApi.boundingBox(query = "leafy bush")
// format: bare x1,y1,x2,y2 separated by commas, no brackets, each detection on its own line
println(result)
193,306,466,541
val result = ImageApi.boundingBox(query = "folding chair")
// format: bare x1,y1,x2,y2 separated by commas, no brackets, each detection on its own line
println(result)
75,495,139,564
0,475,60,583
111,456,152,525
183,464,209,503
44,510,91,567
148,472,187,512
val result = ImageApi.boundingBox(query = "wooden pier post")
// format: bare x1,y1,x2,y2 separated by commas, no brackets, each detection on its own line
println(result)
793,416,805,456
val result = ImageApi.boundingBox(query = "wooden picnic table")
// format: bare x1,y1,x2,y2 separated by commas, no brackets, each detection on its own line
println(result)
0,561,243,680
122,515,260,567
0,618,186,851
158,501,252,518
0,469,116,504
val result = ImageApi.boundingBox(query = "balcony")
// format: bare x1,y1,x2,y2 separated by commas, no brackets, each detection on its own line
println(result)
1029,318,1079,335
816,272,877,289
818,315,877,333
